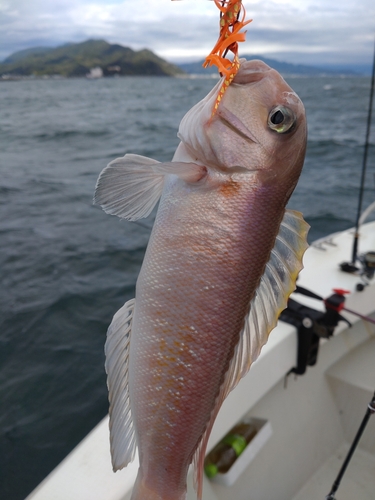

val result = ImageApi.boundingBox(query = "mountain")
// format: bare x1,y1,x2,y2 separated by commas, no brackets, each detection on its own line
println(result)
3,46,56,64
177,55,359,76
0,40,184,77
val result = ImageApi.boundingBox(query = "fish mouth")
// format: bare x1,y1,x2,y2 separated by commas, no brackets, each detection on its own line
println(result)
216,60,273,144
217,105,258,144
233,59,272,85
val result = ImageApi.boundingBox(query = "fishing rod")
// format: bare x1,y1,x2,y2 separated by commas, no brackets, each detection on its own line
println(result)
351,34,375,264
325,390,375,500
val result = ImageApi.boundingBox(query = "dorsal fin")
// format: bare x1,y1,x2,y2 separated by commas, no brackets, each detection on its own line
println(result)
104,298,137,470
192,209,309,497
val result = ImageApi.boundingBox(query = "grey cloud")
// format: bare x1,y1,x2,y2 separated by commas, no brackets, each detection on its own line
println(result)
1,0,374,67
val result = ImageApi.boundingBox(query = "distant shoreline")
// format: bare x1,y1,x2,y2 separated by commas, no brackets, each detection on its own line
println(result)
1,72,368,83
2,39,371,79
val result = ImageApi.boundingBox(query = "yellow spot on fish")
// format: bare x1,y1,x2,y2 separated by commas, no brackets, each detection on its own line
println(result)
219,179,241,198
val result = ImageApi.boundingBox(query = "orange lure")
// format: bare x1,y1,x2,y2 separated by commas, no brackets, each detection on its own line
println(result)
204,0,252,113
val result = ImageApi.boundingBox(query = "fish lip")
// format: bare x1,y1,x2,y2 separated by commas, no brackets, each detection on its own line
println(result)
217,105,258,144
233,60,272,85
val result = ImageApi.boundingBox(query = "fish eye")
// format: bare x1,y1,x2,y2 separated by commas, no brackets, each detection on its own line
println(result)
268,106,296,134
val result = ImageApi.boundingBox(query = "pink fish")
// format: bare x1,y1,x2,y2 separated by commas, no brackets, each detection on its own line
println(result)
95,59,309,500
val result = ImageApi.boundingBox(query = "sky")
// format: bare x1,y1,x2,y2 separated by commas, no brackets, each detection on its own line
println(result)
1,0,375,69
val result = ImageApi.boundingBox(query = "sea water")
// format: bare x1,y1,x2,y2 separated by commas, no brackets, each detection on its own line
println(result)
0,74,374,499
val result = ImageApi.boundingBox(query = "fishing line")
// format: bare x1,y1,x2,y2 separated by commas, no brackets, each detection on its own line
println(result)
351,34,375,264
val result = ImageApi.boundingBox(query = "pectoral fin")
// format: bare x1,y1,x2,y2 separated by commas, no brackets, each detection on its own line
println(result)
94,153,206,221
153,161,206,183
105,298,136,471
94,154,163,221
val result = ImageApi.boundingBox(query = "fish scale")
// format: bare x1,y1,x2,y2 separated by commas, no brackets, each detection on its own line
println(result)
129,175,290,497
95,59,309,500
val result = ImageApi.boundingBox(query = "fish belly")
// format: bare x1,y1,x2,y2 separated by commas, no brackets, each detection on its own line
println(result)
129,175,286,499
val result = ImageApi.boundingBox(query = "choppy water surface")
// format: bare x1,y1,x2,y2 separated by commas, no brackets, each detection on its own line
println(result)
0,74,374,499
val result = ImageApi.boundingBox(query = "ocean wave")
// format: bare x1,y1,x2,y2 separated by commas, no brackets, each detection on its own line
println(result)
31,129,110,141
307,137,374,149
0,185,22,196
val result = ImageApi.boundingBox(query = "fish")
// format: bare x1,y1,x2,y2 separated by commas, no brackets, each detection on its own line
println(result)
94,59,309,500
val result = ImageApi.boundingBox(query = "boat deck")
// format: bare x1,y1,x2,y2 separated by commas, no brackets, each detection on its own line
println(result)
292,443,375,500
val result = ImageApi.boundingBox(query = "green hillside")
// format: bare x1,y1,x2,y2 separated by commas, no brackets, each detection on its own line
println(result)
0,39,184,77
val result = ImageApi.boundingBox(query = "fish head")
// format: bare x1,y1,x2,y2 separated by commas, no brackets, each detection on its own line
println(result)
178,59,307,186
